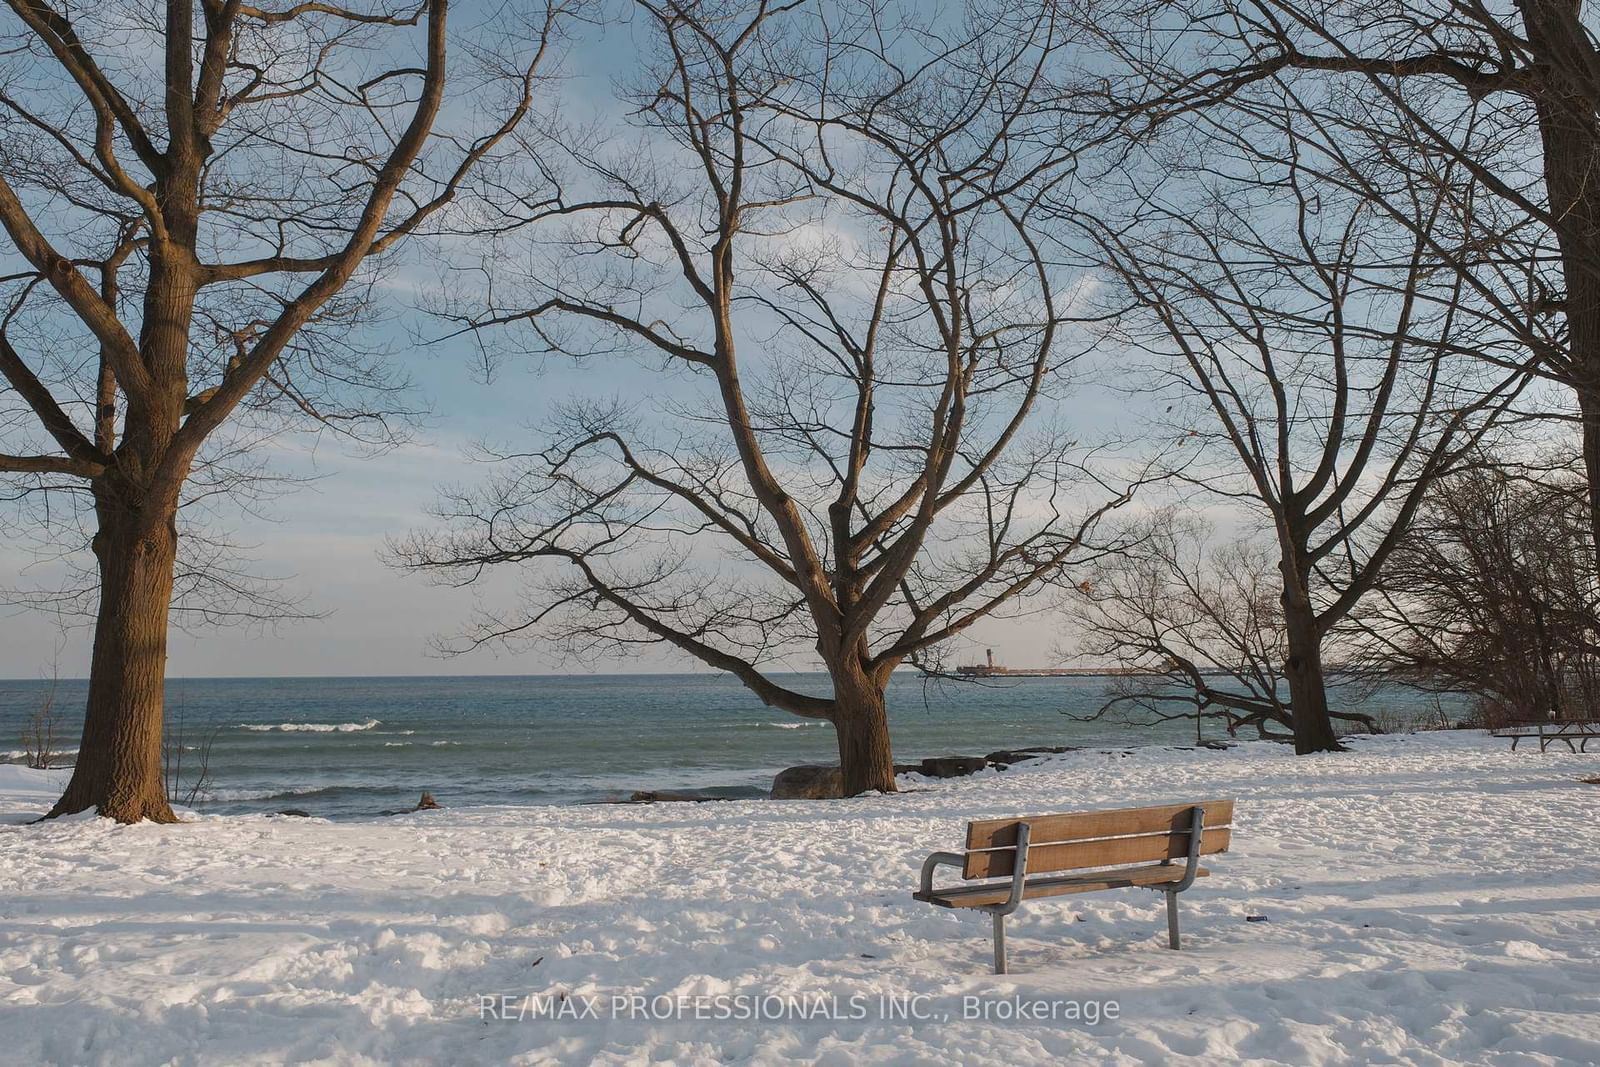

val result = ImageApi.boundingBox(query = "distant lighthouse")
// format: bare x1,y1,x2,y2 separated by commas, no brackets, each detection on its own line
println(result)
951,646,1088,677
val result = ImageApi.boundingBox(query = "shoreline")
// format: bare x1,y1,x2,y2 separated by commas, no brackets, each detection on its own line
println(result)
6,731,1391,822
2,673,1475,820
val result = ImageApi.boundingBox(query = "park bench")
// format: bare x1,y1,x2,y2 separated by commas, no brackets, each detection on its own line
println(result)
913,799,1234,973
1493,719,1600,753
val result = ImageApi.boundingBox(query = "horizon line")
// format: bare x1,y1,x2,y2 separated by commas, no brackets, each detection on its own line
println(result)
0,667,1123,683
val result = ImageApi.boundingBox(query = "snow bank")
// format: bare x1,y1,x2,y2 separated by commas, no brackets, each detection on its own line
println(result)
0,764,66,823
2,733,1598,1065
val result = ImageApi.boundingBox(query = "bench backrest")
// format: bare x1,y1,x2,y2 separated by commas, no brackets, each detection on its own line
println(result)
962,799,1234,879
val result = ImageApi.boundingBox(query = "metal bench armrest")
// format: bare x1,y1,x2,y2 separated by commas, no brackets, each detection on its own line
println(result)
918,823,1034,911
918,851,967,898
1170,806,1206,893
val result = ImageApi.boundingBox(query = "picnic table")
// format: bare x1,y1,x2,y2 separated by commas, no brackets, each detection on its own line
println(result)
1493,719,1600,752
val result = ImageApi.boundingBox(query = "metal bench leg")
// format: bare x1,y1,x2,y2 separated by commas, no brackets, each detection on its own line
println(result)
992,912,1007,974
1166,890,1181,950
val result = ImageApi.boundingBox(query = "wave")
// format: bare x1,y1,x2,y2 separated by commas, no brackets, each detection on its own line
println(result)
1,748,78,761
238,719,382,733
205,784,390,803
207,786,319,802
769,721,822,729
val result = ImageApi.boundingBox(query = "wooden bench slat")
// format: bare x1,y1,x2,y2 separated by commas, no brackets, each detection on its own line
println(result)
919,864,1211,909
963,825,1230,879
965,799,1235,850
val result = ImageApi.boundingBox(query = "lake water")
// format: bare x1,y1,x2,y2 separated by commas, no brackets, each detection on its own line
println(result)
0,673,1469,817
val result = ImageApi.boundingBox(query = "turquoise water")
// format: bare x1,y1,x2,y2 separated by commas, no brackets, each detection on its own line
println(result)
0,673,1467,817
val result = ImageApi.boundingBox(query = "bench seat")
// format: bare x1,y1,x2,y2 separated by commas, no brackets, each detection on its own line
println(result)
915,862,1211,909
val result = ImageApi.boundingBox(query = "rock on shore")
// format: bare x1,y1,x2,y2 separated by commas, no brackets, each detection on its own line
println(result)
770,765,843,799
771,746,1083,797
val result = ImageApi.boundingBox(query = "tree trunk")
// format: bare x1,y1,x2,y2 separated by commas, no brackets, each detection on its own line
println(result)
46,489,179,823
830,671,897,796
1522,0,1600,575
1281,597,1343,754
1582,399,1600,580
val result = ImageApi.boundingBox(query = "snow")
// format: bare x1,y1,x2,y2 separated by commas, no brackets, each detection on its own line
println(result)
3,733,1599,1065
0,763,67,819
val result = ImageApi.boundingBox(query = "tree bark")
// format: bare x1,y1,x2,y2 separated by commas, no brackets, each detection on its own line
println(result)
46,484,180,823
1581,396,1600,579
830,669,897,796
1521,0,1600,576
1281,596,1343,754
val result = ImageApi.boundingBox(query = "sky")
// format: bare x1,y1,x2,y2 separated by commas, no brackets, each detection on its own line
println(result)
0,343,1086,677
0,2,1159,680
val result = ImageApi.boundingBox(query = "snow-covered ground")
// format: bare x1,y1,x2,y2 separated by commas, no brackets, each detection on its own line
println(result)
3,733,1599,1066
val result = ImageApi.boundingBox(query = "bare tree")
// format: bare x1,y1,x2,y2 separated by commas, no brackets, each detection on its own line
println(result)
1078,0,1600,572
1068,509,1382,740
18,658,64,770
163,701,220,808
1350,451,1600,723
1076,84,1535,752
0,0,563,822
396,0,1143,795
